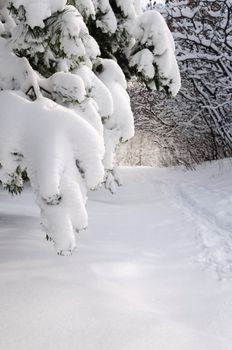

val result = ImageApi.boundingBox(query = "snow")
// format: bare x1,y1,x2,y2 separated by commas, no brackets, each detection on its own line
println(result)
74,65,113,119
38,68,108,136
0,38,33,92
11,0,67,28
96,59,134,168
93,0,117,34
0,90,104,253
115,0,138,18
47,71,86,103
0,3,136,240
1,160,232,350
93,58,134,192
130,48,155,79
97,59,134,144
130,10,181,96
47,5,100,69
74,0,95,19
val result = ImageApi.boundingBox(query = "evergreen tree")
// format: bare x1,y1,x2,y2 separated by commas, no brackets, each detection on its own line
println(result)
0,0,180,254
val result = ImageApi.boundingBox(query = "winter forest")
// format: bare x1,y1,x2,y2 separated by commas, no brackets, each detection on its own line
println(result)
0,1,232,350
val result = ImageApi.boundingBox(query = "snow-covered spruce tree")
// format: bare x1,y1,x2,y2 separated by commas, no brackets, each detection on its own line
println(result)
164,0,232,157
0,0,180,254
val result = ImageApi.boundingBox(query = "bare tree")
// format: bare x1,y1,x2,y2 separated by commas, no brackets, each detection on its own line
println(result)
165,0,232,155
128,79,220,168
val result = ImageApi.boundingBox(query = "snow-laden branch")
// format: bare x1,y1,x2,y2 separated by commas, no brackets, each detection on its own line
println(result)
130,10,181,96
0,90,105,254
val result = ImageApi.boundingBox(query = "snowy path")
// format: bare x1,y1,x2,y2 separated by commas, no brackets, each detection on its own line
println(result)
1,161,232,350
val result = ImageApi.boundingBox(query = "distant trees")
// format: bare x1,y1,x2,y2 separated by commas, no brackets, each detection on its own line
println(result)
127,80,218,167
127,0,232,167
166,0,232,157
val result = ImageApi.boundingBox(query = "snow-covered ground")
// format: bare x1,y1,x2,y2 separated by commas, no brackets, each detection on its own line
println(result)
1,160,232,350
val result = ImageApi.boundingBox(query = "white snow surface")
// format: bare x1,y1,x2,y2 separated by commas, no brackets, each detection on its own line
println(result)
1,160,232,350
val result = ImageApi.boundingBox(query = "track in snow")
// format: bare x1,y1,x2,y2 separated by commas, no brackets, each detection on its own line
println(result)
170,180,232,279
